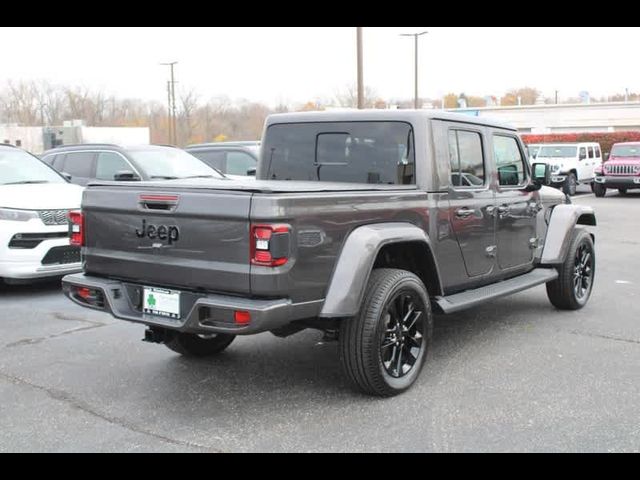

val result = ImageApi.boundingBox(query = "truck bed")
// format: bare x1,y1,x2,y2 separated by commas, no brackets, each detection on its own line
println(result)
80,178,428,301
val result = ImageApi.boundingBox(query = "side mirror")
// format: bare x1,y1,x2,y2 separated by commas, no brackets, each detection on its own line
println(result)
604,152,610,162
61,172,72,182
246,167,257,177
532,163,551,187
114,170,141,182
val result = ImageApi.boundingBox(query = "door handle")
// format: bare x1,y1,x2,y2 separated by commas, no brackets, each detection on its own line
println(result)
455,208,475,219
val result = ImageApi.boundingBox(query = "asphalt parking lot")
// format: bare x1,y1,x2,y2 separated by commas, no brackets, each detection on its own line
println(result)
0,187,639,452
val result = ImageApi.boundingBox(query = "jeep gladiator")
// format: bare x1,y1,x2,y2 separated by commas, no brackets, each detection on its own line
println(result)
63,111,597,396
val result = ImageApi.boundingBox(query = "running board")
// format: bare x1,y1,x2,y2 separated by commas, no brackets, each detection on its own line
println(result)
434,268,558,314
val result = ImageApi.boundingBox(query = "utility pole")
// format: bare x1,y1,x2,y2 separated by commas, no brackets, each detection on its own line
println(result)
161,61,178,145
400,31,428,109
166,81,173,144
555,90,559,105
357,27,364,109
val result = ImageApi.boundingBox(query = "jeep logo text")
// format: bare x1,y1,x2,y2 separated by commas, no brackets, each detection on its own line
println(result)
136,219,180,245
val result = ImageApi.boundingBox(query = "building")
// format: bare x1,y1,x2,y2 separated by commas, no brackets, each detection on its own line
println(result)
449,101,640,134
0,120,150,154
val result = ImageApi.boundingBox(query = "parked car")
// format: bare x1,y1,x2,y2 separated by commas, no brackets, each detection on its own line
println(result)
0,145,83,284
528,142,602,196
63,110,596,397
186,141,259,177
593,142,640,197
41,144,225,186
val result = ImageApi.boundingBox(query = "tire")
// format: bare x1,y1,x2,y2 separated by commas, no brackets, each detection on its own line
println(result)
165,332,235,357
593,182,606,198
546,229,595,311
618,188,628,196
590,182,595,193
339,268,433,397
563,173,577,196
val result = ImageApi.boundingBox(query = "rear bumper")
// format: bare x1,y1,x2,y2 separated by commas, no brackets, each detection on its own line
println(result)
594,175,640,188
0,260,81,280
62,273,323,336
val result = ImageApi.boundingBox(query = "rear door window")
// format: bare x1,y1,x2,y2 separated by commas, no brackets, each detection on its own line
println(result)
61,152,95,178
448,130,485,188
588,147,594,159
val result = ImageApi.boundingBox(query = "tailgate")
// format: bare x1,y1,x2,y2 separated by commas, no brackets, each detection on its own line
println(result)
82,185,252,294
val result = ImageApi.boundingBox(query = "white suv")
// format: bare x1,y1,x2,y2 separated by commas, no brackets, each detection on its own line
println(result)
529,142,603,196
0,145,83,284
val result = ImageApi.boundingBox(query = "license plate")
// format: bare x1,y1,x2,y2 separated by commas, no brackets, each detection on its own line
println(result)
143,287,181,320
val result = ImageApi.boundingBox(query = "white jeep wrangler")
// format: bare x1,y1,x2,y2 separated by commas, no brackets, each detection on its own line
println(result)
529,142,603,196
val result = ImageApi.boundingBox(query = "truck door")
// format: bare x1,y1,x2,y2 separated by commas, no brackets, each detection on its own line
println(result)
492,133,539,271
446,126,496,278
580,146,595,181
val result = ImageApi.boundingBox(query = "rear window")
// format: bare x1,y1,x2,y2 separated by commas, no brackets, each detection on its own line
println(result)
262,122,415,185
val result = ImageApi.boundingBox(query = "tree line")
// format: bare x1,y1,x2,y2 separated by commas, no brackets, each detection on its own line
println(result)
1,80,638,146
0,80,275,146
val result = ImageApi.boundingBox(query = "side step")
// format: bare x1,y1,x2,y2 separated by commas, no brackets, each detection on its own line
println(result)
434,268,558,314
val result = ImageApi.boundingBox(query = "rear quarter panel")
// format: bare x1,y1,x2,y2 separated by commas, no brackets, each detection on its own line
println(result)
250,190,435,303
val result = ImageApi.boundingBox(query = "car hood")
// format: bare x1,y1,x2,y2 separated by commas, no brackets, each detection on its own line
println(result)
536,157,574,165
607,156,640,164
0,183,84,210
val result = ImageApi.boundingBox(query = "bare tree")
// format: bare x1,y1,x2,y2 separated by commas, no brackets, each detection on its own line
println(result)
177,88,201,146
335,84,378,108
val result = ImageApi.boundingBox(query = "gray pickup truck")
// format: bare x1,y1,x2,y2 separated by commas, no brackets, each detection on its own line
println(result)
63,110,596,397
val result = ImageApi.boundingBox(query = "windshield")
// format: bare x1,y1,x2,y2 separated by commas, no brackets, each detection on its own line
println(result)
536,146,578,158
0,149,66,185
128,148,225,180
527,145,541,158
262,122,415,185
611,145,640,157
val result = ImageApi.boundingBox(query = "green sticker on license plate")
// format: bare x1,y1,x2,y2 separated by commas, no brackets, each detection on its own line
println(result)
143,288,181,320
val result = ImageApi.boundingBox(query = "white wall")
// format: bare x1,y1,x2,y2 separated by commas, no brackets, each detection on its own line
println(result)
0,125,44,153
80,127,150,146
450,102,640,134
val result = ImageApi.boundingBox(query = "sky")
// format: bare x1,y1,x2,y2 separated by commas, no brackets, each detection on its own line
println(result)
0,27,638,107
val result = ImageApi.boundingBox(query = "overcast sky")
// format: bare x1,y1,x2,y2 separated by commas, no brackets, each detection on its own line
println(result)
1,27,638,106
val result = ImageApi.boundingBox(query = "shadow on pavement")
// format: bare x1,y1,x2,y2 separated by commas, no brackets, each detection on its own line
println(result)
0,277,63,296
137,294,558,403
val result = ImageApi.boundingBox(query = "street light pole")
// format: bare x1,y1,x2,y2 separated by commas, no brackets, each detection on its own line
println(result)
400,31,428,109
357,27,364,109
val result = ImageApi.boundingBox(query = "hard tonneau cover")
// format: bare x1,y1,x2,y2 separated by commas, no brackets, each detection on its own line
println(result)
87,177,419,194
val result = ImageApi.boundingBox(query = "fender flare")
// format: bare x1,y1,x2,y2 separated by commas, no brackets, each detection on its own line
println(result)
540,204,596,265
319,222,441,318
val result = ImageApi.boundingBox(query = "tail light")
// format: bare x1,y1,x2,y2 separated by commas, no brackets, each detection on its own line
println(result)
68,210,84,247
71,285,104,308
250,224,290,267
